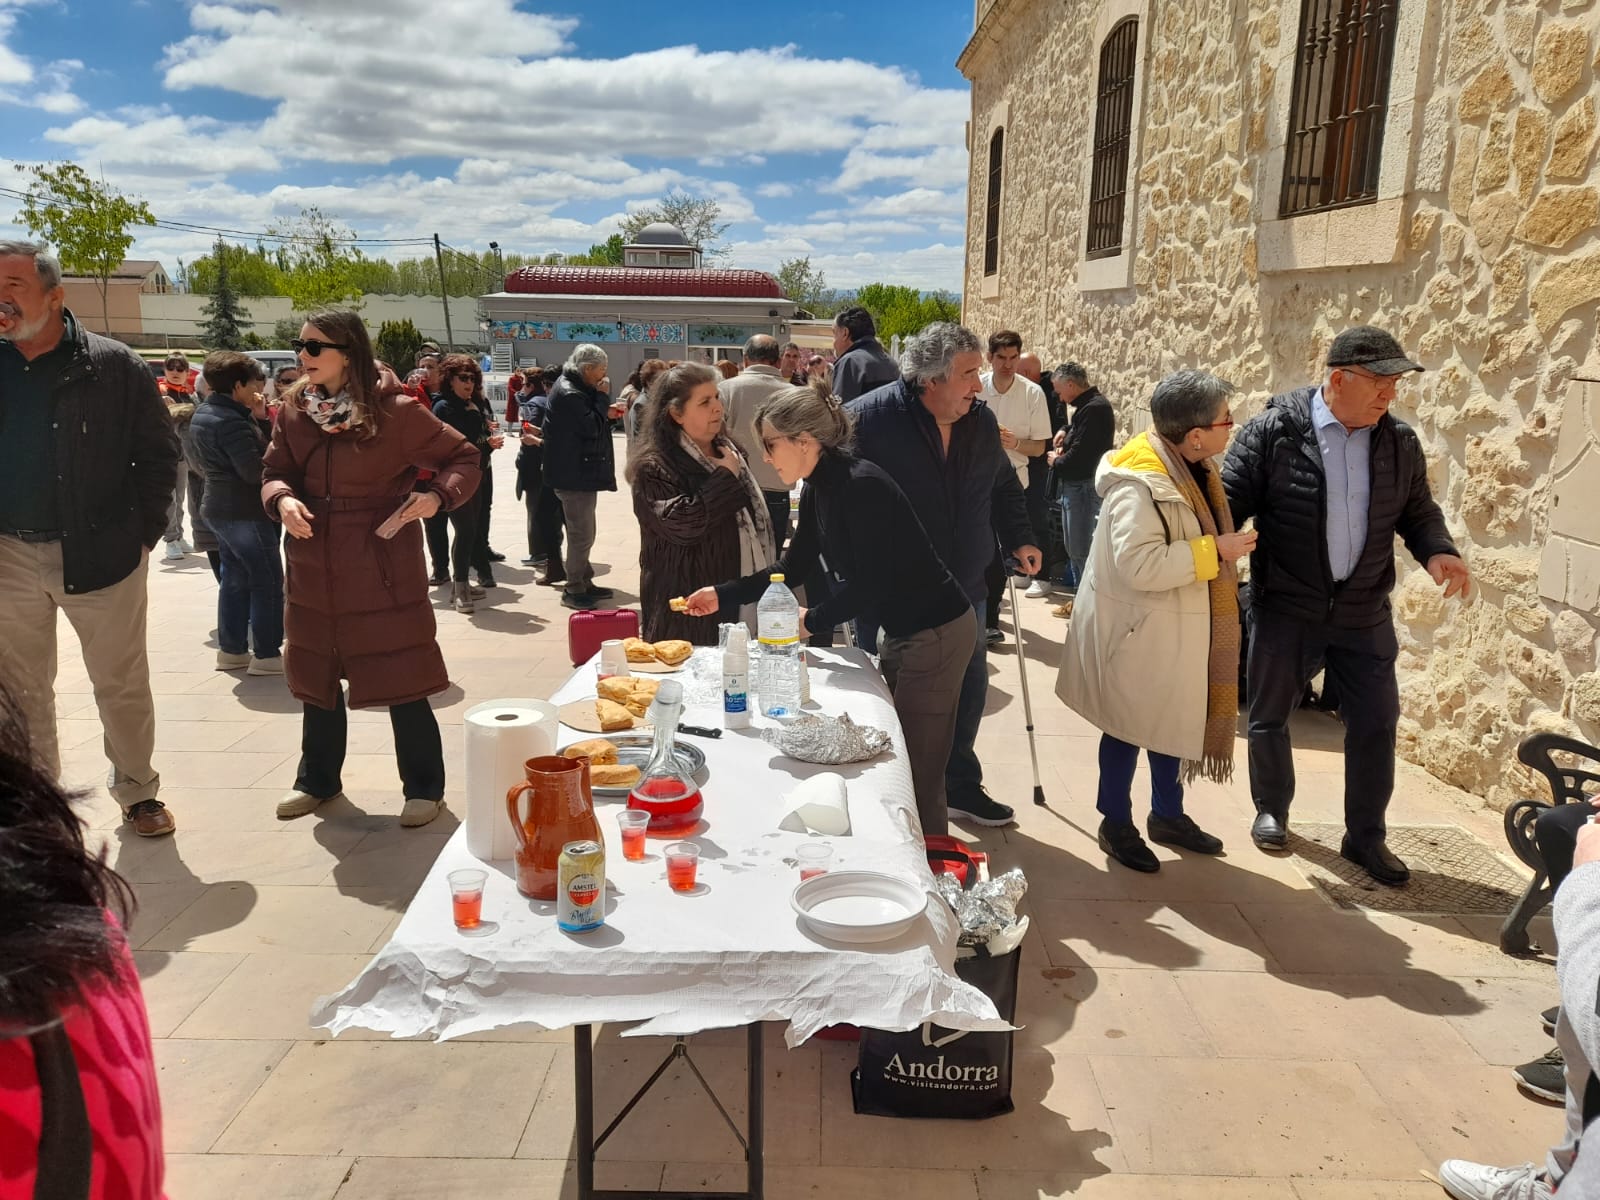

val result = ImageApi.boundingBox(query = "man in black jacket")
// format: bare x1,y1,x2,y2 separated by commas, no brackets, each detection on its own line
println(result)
830,306,900,402
1047,362,1115,591
0,241,180,837
1223,326,1469,885
542,344,621,609
849,322,1041,827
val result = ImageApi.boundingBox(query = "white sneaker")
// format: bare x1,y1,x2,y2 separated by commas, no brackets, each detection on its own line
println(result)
246,655,285,676
215,650,250,671
1437,1160,1552,1200
163,541,186,561
177,539,193,554
277,790,343,819
1025,579,1052,598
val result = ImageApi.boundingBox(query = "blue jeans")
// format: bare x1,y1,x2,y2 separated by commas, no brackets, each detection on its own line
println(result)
1059,479,1101,586
946,599,988,802
1097,733,1184,825
209,518,284,659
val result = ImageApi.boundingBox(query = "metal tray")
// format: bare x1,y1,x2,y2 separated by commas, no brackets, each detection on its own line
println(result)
568,732,707,797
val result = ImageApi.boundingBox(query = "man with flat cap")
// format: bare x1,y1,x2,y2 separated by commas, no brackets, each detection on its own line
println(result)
1223,326,1470,885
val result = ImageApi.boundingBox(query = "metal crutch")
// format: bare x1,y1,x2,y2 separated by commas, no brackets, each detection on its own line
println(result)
1003,558,1047,806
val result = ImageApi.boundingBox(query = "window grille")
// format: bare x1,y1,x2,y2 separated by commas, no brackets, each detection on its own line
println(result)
1280,0,1400,217
984,128,1004,277
1087,17,1138,260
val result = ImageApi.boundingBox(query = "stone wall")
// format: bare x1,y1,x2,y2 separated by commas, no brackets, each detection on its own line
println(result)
960,0,1600,808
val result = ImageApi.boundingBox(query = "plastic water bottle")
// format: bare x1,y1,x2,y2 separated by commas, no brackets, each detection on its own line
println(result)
722,625,751,730
756,573,802,717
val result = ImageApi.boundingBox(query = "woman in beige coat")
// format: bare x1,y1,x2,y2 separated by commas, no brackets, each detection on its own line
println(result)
1056,370,1255,873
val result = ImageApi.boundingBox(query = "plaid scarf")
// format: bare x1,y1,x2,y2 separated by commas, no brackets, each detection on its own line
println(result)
1149,433,1240,784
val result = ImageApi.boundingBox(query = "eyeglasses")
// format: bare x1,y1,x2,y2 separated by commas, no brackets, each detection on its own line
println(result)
1202,417,1235,429
290,338,348,357
760,434,792,453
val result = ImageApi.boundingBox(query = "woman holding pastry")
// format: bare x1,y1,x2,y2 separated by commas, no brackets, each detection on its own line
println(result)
683,386,976,836
627,363,775,645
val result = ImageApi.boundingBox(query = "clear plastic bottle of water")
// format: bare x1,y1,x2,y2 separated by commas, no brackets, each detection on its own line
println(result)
756,573,802,718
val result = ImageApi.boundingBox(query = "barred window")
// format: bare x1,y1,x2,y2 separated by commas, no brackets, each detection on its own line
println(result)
983,127,1004,277
1087,17,1138,260
1279,0,1400,218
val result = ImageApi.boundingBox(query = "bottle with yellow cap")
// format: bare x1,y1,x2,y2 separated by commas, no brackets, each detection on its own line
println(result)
756,572,801,717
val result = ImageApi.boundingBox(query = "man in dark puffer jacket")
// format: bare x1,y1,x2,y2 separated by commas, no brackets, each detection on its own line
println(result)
1223,326,1469,887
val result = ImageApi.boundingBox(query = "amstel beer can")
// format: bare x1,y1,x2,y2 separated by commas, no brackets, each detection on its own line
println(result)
557,839,606,932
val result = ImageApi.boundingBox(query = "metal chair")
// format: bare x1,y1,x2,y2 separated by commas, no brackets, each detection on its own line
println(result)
1500,732,1600,954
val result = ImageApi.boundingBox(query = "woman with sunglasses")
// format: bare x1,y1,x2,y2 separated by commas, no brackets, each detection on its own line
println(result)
682,385,975,836
262,311,482,829
428,355,500,613
1055,369,1255,873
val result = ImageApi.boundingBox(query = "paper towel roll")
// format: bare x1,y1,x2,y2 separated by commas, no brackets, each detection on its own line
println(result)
777,774,851,836
464,699,558,862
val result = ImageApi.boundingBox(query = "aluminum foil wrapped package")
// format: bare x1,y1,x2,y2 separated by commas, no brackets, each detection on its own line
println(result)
761,712,891,764
935,867,1029,947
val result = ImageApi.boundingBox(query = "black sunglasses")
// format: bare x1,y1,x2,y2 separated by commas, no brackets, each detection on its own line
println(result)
291,338,348,357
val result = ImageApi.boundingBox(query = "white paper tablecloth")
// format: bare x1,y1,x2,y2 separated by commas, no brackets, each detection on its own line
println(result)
311,648,1007,1047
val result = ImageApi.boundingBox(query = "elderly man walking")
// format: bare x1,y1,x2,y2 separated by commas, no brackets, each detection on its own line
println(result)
543,344,622,610
0,240,181,836
849,322,1041,830
1048,362,1116,591
720,334,795,550
830,306,900,402
1223,326,1469,885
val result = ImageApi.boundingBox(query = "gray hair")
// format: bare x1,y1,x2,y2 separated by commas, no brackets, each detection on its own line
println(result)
0,239,62,291
566,343,608,372
753,383,853,454
1053,361,1089,387
899,322,983,385
1149,369,1235,443
743,334,780,365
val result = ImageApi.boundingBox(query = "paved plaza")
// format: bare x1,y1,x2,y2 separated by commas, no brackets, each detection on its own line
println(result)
60,457,1559,1199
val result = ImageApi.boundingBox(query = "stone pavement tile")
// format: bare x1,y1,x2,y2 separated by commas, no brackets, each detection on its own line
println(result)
142,883,405,954
140,749,294,790
1402,974,1561,1066
154,1038,292,1152
133,949,242,1037
172,952,379,1040
1089,1055,1426,1177
109,828,366,885
1290,1182,1444,1199
1031,899,1275,972
1015,964,1218,1059
517,1034,821,1165
54,716,104,750
664,1163,981,1198
1455,912,1558,957
152,691,269,723
123,882,208,948
1236,905,1551,979
335,1157,663,1199
320,826,451,891
117,787,304,833
151,718,277,751
220,716,396,756
215,1041,557,1157
819,1047,1123,1176
976,1173,1288,1199
1358,1058,1561,1170
1175,971,1478,1061
162,1153,351,1200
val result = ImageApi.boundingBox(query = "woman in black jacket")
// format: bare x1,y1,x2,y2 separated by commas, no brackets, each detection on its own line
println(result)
684,385,977,835
429,355,499,613
189,351,284,674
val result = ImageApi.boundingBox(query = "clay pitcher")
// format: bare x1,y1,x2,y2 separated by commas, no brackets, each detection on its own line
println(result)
506,755,601,900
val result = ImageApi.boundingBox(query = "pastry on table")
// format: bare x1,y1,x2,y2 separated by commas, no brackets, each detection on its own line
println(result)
629,677,661,700
652,639,692,666
595,698,634,731
597,676,639,704
561,737,619,765
622,637,658,663
589,763,642,787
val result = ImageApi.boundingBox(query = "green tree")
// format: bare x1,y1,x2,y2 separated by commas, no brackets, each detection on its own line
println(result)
852,283,962,340
564,234,625,267
620,191,731,261
198,239,251,350
347,257,400,295
775,256,833,313
271,317,301,349
187,241,284,296
265,206,364,310
13,161,155,333
375,319,425,375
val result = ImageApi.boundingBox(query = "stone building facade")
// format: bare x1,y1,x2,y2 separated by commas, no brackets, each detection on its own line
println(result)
958,0,1600,807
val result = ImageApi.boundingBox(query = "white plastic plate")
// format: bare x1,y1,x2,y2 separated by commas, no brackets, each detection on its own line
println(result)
790,870,928,944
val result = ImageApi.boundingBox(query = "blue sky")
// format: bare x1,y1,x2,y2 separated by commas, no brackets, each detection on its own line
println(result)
0,0,977,290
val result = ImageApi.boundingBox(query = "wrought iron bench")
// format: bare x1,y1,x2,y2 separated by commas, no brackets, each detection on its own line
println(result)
1501,732,1600,955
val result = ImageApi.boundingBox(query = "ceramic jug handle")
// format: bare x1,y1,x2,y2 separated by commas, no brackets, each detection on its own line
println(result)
506,782,532,851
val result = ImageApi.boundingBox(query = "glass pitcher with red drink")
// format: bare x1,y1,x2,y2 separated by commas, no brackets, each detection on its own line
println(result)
626,679,703,836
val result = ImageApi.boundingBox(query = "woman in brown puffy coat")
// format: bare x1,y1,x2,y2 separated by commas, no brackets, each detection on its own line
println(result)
261,310,481,828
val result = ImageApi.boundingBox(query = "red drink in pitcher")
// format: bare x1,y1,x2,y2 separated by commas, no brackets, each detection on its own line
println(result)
627,776,703,837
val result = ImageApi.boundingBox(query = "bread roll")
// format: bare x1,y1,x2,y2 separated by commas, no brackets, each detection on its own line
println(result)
595,698,634,731
623,637,657,663
597,677,637,703
652,639,692,666
589,763,642,787
561,738,619,765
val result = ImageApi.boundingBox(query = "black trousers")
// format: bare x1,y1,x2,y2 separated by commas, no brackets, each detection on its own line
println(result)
1246,606,1400,848
1536,800,1594,893
425,509,449,577
295,690,445,801
763,489,792,556
1025,454,1053,579
427,496,490,583
984,549,1005,631
535,486,565,574
476,462,495,561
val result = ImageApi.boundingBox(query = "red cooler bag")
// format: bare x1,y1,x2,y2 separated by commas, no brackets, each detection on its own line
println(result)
568,609,641,667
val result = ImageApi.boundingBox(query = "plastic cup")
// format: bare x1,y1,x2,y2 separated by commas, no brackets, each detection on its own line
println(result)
599,639,627,680
664,842,701,892
617,810,650,861
795,842,833,881
448,868,487,930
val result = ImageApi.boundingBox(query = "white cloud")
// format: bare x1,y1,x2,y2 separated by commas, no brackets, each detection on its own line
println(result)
0,3,83,112
756,182,795,198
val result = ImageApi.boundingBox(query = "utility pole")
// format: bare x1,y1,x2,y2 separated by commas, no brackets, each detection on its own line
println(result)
433,233,455,349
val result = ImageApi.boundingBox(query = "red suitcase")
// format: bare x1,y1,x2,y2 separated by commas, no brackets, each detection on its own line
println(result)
567,608,641,667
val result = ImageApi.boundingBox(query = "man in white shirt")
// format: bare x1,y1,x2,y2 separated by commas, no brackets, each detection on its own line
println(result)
978,331,1053,636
